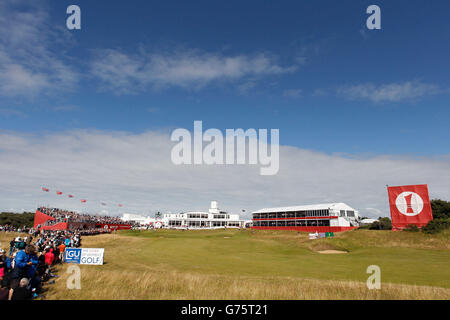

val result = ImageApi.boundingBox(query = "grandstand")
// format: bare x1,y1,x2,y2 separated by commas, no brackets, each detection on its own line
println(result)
251,203,359,232
34,207,132,231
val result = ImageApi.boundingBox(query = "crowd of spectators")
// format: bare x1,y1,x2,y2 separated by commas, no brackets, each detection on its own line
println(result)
38,207,130,226
0,225,32,233
0,207,131,300
78,228,112,236
0,229,83,300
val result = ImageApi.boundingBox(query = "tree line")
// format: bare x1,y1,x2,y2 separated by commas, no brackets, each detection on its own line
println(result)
0,212,35,228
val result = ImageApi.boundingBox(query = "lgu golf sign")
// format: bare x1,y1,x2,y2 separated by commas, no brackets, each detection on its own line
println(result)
66,248,104,265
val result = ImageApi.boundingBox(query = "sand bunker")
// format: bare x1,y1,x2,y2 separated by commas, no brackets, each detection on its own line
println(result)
317,250,347,254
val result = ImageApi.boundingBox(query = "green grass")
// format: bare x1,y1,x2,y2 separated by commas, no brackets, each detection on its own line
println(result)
118,228,450,288
3,229,449,299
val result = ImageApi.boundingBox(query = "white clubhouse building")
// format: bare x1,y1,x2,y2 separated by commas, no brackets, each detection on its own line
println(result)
252,202,360,232
121,201,245,229
163,201,245,229
121,213,154,225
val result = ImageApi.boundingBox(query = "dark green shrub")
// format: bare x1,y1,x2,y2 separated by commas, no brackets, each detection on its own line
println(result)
422,218,450,234
431,199,450,220
369,217,392,230
403,224,420,232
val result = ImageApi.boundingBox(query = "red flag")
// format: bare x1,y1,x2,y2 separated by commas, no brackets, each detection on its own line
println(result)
68,195,74,198
387,184,433,230
41,187,49,192
56,191,63,195
118,204,123,207
81,199,87,203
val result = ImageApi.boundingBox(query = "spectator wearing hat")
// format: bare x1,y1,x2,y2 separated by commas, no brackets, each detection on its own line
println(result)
14,237,21,251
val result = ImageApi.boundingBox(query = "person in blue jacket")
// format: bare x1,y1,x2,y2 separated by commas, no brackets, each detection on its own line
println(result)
27,246,39,279
10,245,32,289
27,246,41,294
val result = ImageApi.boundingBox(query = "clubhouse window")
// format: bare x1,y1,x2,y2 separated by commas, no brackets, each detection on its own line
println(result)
296,211,306,218
276,212,286,219
305,219,330,226
295,220,307,227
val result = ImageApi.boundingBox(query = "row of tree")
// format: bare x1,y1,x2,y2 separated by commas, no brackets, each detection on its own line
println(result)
0,212,35,228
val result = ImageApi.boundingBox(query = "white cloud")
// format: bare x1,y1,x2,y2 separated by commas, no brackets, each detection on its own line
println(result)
0,108,26,118
50,105,80,112
312,88,328,97
359,28,369,40
365,207,382,216
147,107,160,113
337,81,444,103
283,89,303,98
91,49,299,94
0,0,78,98
0,129,449,219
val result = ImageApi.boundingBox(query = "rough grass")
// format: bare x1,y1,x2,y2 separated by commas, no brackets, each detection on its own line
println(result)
47,267,450,300
1,229,450,300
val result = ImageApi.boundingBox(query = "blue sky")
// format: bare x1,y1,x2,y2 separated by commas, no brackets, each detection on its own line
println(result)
0,0,449,216
2,0,450,154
